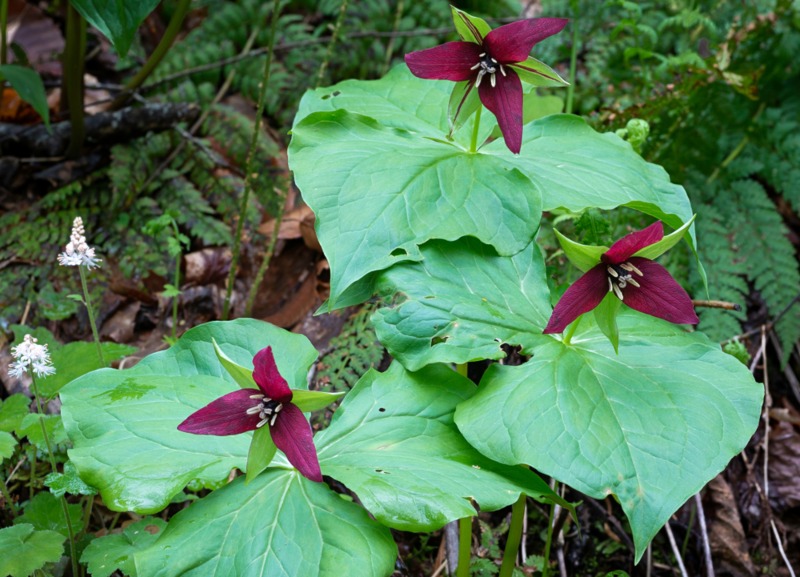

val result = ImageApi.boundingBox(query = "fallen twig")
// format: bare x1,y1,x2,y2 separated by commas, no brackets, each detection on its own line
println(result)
664,521,689,577
693,492,715,577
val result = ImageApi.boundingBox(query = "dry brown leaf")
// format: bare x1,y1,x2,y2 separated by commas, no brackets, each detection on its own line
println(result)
706,474,756,577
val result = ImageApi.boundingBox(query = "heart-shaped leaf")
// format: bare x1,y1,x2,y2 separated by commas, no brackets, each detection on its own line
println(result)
316,362,567,531
134,470,396,577
454,311,763,560
60,320,318,513
372,238,551,370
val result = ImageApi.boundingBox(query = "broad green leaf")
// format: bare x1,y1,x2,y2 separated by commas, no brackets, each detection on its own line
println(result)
44,460,98,498
61,320,318,513
81,517,167,577
0,524,64,577
70,0,161,56
455,311,763,560
134,470,397,577
0,64,50,127
290,109,541,308
316,363,567,531
372,238,551,370
554,228,607,272
15,491,84,537
0,394,30,433
17,413,68,450
294,65,496,147
0,430,16,460
43,341,137,398
486,114,696,242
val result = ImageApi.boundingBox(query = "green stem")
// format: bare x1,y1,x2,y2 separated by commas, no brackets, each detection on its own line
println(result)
0,470,17,515
111,0,192,109
542,483,559,577
562,315,583,345
316,0,349,88
565,0,579,115
457,516,472,577
469,106,482,152
706,102,764,184
31,374,78,577
499,494,527,577
0,0,8,65
223,1,282,320
64,4,86,158
79,266,105,366
170,220,182,341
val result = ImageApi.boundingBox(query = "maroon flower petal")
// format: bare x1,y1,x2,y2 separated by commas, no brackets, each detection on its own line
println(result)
478,68,523,154
544,265,610,334
484,18,568,64
253,346,292,403
619,258,699,325
178,389,261,435
271,403,322,483
405,42,482,81
602,222,664,264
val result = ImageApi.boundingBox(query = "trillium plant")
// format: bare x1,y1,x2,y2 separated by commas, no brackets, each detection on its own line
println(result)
53,6,763,577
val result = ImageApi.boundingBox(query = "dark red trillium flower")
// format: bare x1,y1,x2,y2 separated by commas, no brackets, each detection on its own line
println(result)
178,346,322,482
405,16,567,154
543,222,700,334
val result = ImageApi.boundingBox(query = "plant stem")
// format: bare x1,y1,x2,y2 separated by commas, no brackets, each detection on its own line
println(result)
499,493,527,577
469,106,482,152
562,315,582,345
110,0,192,109
542,482,559,577
706,102,765,184
0,470,17,515
0,0,8,65
222,1,282,320
565,0,579,115
64,4,86,158
170,220,182,341
79,266,105,366
316,0,349,88
31,374,78,577
457,516,472,577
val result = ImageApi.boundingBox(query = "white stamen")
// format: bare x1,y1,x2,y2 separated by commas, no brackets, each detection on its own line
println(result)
270,413,278,426
246,406,262,415
256,417,269,428
612,283,624,300
628,278,641,288
249,394,265,400
607,266,619,278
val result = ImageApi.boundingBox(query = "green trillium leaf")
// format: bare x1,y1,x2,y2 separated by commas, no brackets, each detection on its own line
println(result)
554,228,608,272
0,65,50,127
60,320,318,513
212,338,254,390
290,109,541,308
80,517,167,577
373,237,552,370
134,470,397,577
291,390,345,412
316,362,569,531
454,311,763,561
0,524,64,577
69,0,161,56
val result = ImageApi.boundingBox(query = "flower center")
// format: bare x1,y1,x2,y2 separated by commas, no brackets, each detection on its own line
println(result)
471,52,506,88
606,262,644,301
245,394,283,428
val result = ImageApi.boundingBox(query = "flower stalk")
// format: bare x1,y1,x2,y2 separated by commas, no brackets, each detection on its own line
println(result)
499,493,527,577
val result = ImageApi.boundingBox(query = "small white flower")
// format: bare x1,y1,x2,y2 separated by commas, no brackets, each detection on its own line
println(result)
9,334,55,378
58,216,101,269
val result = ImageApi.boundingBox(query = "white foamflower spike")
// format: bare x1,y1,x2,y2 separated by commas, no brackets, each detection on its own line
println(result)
9,334,55,378
58,216,101,269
